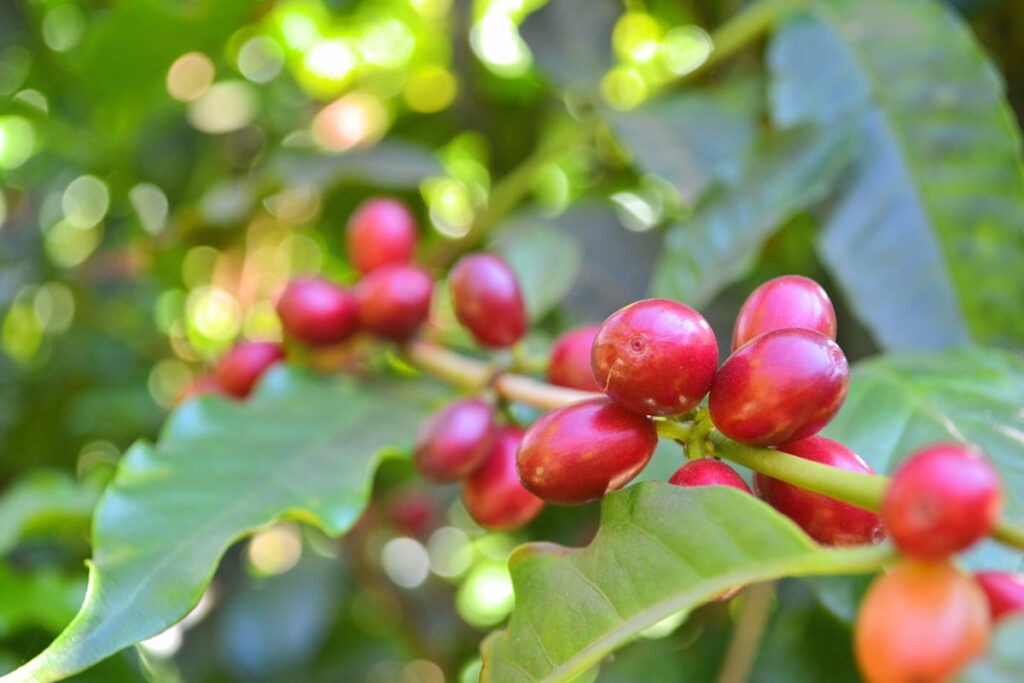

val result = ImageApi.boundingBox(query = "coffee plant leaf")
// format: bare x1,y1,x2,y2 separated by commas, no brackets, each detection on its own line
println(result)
770,0,1024,350
481,483,891,682
2,367,443,683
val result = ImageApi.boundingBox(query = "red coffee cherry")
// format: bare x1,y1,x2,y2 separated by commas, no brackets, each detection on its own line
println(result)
882,443,1002,560
213,341,285,399
414,398,495,482
591,299,718,416
449,253,527,348
548,324,602,392
732,275,836,351
462,426,544,530
668,459,751,493
974,572,1024,623
708,328,848,446
754,436,883,546
347,197,417,274
855,561,989,683
355,264,433,340
276,278,360,346
516,397,658,505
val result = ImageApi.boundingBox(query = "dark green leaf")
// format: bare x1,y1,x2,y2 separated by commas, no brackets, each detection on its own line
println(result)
824,346,1024,570
6,368,443,683
0,563,84,638
608,80,761,205
769,0,1024,350
481,483,891,681
519,0,618,94
649,125,858,308
492,214,582,322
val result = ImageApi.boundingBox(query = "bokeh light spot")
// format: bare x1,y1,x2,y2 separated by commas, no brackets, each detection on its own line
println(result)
381,537,431,588
427,526,473,577
661,25,713,76
237,36,285,83
601,66,648,110
62,175,109,229
187,81,257,134
44,219,101,268
167,52,215,102
404,65,457,113
0,116,36,169
247,523,302,576
42,4,85,53
613,12,662,64
312,93,387,152
129,183,169,235
456,561,514,627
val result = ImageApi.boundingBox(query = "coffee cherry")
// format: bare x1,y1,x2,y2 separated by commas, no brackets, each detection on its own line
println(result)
754,436,883,546
450,253,527,348
213,341,285,399
277,278,360,346
414,398,495,482
347,197,417,274
591,299,718,416
462,426,544,530
517,397,658,505
974,572,1024,623
668,459,751,493
882,443,1002,560
855,561,989,683
708,328,848,446
547,325,602,392
732,275,836,351
355,264,433,340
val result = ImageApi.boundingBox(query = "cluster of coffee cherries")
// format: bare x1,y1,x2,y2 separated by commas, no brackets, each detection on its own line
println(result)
188,196,432,400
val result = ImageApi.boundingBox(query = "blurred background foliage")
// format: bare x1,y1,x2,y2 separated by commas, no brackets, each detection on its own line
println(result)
0,0,1022,680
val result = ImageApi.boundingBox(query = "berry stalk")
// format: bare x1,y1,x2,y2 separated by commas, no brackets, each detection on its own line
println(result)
404,338,1024,552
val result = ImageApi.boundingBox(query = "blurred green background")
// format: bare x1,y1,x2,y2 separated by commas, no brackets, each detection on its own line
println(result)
1,0,1023,680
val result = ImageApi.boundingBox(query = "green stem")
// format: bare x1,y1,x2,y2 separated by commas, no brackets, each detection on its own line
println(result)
467,120,596,241
715,582,776,683
671,0,809,87
708,431,888,512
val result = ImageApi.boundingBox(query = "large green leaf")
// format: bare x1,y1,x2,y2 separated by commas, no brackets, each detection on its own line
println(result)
492,214,582,322
481,483,891,681
823,346,1024,570
649,125,858,307
4,367,443,683
608,81,761,205
519,0,618,94
769,0,1024,350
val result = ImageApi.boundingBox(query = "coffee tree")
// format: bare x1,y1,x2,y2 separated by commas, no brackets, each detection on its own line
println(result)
1,0,1024,681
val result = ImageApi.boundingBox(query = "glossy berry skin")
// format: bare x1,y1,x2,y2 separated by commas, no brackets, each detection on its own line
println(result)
213,342,285,399
754,436,883,546
355,264,433,340
517,397,658,505
732,275,836,351
882,443,1002,560
414,398,495,482
591,299,718,417
276,278,360,346
974,572,1024,623
347,197,417,274
669,459,751,493
708,328,848,446
855,561,989,683
462,426,544,530
450,254,527,348
548,325,602,392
